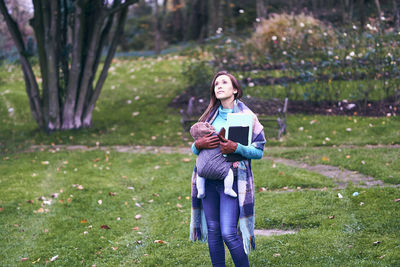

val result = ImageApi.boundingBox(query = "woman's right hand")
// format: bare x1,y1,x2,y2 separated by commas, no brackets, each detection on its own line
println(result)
194,133,220,149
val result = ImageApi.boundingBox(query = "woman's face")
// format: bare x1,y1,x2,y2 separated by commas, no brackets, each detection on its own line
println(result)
214,75,237,102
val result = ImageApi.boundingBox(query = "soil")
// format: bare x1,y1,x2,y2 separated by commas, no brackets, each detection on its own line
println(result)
170,89,399,117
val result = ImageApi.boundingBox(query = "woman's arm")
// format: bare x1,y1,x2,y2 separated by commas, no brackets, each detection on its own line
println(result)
234,143,263,159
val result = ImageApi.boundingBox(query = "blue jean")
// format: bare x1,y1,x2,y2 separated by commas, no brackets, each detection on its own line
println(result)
202,178,250,267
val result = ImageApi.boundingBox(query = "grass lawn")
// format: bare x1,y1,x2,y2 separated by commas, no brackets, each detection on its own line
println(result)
1,55,399,266
265,147,400,185
1,150,399,266
1,57,400,155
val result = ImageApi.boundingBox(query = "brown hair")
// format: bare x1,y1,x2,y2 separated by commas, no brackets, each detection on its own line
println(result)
198,71,243,122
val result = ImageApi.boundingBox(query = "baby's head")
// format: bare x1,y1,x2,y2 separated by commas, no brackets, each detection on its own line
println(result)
190,122,216,140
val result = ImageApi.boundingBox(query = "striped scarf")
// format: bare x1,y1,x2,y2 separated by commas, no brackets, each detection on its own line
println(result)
189,99,266,254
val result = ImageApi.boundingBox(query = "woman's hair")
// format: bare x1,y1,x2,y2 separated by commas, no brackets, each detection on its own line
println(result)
198,71,243,122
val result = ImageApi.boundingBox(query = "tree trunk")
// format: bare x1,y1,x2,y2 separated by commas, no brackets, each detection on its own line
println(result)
358,0,366,31
154,0,162,54
0,0,139,132
256,0,268,19
393,0,400,32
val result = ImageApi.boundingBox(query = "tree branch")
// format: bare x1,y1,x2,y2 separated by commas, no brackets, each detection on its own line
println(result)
83,6,128,126
0,0,44,128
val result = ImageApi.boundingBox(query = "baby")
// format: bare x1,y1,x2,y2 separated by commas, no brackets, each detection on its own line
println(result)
190,122,237,199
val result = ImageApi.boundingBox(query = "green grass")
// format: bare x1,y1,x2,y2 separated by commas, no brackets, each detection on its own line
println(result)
2,58,400,154
267,114,400,147
0,151,399,266
265,147,400,185
0,57,189,153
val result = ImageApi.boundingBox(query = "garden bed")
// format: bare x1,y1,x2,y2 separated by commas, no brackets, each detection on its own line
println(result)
170,89,399,117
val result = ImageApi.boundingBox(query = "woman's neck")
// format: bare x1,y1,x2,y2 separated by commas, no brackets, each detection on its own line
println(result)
220,97,234,109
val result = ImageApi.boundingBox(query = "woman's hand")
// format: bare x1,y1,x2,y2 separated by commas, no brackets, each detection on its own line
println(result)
194,133,220,149
218,128,238,154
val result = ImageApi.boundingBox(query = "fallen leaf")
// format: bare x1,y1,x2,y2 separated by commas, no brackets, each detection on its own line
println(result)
329,215,335,219
50,255,58,262
322,156,330,162
154,240,168,244
135,214,142,220
394,199,400,202
77,185,83,190
153,193,159,197
0,207,3,212
81,220,88,223
21,258,29,262
41,161,49,165
182,158,191,162
135,203,142,208
100,225,111,229
258,187,266,192
273,253,281,257
373,241,381,246
98,200,102,205
176,203,183,208
109,192,117,196
132,227,139,231
37,208,45,213
32,258,40,264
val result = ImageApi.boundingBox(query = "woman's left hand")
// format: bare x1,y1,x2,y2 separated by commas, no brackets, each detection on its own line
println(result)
218,128,238,154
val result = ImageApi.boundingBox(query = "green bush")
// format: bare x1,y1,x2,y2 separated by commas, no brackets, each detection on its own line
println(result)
182,59,216,98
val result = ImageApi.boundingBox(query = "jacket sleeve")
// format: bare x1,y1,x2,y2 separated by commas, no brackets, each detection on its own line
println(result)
191,142,200,155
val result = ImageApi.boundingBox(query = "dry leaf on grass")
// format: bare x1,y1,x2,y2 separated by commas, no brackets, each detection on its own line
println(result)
154,240,168,244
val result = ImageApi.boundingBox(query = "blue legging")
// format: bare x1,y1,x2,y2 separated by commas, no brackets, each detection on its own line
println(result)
202,178,250,267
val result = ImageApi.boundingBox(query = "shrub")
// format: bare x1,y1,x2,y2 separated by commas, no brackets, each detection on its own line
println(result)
182,59,216,98
248,13,337,60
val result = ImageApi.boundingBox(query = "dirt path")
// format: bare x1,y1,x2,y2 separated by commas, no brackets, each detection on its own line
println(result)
263,156,396,189
28,144,399,189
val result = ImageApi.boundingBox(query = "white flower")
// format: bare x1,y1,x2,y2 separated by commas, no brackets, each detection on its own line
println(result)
349,51,355,57
300,22,305,27
352,25,357,30
282,37,286,41
256,18,261,22
381,16,386,21
308,29,313,34
343,32,347,37
239,9,244,14
271,35,277,41
346,55,352,60
323,32,328,36
248,82,255,87
282,51,287,55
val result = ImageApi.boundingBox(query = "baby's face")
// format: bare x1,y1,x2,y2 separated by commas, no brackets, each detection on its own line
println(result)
204,122,216,133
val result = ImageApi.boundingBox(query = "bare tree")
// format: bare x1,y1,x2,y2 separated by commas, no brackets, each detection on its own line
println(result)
0,0,138,131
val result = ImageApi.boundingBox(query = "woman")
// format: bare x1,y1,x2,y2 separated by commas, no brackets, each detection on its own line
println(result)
189,71,266,266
